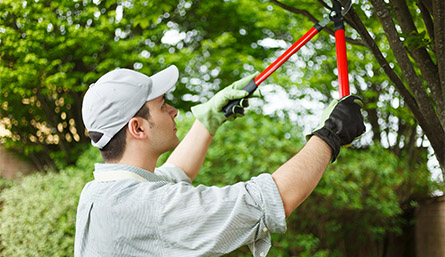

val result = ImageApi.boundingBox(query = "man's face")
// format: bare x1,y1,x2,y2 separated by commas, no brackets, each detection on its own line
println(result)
145,95,179,154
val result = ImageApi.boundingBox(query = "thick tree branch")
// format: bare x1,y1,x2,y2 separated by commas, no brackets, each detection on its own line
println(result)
432,0,445,128
317,0,331,10
338,2,419,113
419,0,433,16
370,0,444,170
316,0,359,32
270,0,366,46
336,2,433,136
391,0,443,117
417,0,435,45
272,0,445,171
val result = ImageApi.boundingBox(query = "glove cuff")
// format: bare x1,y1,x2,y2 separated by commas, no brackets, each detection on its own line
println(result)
191,104,225,136
312,127,341,162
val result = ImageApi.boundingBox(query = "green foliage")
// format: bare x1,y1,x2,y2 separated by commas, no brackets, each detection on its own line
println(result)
1,0,442,176
163,114,434,256
268,233,331,257
0,147,97,257
0,176,13,193
191,113,302,186
158,112,303,185
0,0,183,168
0,114,435,256
0,171,80,256
0,176,14,252
279,144,431,256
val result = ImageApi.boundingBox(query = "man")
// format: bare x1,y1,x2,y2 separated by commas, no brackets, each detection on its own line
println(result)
75,65,365,256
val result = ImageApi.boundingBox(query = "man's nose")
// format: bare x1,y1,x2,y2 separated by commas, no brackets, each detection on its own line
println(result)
168,104,178,118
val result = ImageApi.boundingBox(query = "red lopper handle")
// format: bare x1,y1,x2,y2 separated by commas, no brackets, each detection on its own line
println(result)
254,27,321,86
335,29,350,98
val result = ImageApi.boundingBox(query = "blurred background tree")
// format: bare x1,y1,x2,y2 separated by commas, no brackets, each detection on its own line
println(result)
0,0,443,256
1,0,443,176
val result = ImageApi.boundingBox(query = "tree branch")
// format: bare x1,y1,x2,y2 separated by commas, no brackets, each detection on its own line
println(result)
417,0,435,45
370,0,444,170
419,0,433,15
271,0,445,171
270,0,366,46
339,2,416,110
337,0,444,169
317,0,362,39
432,0,445,128
391,0,443,122
317,0,331,10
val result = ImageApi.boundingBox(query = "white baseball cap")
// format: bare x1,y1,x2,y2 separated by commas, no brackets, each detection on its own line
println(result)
82,65,179,149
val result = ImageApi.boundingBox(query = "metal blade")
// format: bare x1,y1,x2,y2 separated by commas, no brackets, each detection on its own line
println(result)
341,0,352,16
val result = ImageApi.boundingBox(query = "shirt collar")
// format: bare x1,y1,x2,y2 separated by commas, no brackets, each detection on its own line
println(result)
94,163,166,182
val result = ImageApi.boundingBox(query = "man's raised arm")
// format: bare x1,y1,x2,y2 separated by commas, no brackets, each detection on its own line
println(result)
273,95,366,217
166,73,260,181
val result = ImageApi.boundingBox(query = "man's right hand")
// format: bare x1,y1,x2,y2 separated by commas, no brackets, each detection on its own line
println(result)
308,95,366,162
191,72,260,136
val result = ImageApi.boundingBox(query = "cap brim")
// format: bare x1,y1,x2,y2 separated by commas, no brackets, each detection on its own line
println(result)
148,65,179,101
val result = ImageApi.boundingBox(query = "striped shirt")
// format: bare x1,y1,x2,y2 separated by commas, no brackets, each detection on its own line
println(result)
74,163,286,256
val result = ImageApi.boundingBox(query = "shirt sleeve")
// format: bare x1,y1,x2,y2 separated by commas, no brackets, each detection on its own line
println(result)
158,173,286,257
154,163,192,184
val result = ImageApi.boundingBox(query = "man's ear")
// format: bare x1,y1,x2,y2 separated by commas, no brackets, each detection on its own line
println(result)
127,117,148,140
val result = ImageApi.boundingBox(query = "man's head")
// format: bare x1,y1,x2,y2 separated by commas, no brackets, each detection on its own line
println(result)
82,66,179,162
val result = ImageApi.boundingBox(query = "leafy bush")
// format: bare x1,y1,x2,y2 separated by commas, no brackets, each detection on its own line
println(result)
0,147,98,257
0,177,14,196
1,171,79,256
0,176,15,253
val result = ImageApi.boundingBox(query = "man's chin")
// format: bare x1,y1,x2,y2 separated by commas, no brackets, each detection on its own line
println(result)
170,137,180,150
174,139,179,148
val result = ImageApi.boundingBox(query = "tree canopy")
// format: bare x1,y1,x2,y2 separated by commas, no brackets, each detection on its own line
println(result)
0,0,443,177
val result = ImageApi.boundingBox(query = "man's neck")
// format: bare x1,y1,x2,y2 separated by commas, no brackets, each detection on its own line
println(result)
112,154,159,173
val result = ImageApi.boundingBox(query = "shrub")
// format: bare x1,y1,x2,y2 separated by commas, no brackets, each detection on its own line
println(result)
0,176,15,253
0,147,98,257
0,177,14,192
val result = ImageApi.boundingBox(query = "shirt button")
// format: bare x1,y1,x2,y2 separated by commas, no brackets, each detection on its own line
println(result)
263,228,268,233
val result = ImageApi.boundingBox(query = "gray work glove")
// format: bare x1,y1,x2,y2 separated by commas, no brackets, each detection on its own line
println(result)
308,95,366,162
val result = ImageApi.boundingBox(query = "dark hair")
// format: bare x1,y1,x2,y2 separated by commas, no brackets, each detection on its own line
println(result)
89,104,150,162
